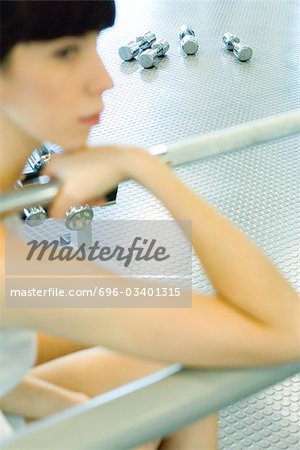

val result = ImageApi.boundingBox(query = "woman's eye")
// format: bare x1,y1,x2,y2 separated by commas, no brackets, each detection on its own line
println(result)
54,45,79,59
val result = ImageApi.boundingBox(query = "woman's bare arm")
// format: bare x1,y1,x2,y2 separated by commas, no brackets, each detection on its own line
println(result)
1,146,299,367
129,150,299,330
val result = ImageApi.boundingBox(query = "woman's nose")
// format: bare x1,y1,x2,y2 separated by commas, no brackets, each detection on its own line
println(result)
86,52,114,95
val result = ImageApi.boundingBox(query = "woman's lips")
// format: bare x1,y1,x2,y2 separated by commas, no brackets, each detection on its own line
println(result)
79,113,101,126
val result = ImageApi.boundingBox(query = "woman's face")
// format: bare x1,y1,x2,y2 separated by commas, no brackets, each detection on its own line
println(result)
0,31,113,150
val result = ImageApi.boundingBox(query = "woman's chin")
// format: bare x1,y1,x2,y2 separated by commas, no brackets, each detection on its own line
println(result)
52,133,89,152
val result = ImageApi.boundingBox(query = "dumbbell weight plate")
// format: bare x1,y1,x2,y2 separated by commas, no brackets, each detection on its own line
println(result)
181,35,198,55
139,49,159,69
22,206,48,227
233,43,253,61
118,41,140,61
65,205,94,230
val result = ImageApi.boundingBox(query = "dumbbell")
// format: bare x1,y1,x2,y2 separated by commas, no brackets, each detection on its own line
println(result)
118,31,156,61
14,175,48,227
19,147,94,230
138,39,169,69
222,33,253,61
18,146,51,226
178,24,199,55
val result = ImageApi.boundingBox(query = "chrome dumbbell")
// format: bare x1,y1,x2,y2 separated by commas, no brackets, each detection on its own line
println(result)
119,31,156,61
19,147,92,230
138,39,169,69
222,33,253,61
19,144,117,229
15,175,48,227
18,145,52,227
178,24,199,55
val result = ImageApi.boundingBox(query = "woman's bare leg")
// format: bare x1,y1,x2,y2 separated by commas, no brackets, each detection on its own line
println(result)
31,347,166,449
34,333,88,365
159,414,218,450
134,415,219,450
30,347,166,396
30,347,219,449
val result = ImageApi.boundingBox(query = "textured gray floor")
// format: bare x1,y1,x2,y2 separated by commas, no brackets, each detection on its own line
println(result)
90,1,300,448
44,0,300,448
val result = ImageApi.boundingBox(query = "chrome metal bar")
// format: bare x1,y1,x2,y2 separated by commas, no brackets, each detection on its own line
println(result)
1,362,299,449
0,178,61,220
151,109,300,165
0,111,299,219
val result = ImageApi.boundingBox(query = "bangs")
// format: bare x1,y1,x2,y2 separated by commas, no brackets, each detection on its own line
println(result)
1,0,115,61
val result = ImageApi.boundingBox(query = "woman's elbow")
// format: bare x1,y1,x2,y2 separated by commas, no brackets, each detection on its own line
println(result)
273,314,300,364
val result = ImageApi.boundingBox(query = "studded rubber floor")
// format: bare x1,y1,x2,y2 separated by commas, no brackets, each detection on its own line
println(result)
85,1,300,448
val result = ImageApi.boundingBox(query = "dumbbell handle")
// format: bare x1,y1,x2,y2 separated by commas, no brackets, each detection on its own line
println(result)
178,25,195,40
1,110,299,219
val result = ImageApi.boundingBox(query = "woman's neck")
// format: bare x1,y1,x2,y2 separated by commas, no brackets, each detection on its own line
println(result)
0,111,40,192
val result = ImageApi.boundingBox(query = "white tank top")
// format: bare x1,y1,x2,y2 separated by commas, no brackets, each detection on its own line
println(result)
0,328,37,398
0,216,37,439
0,216,37,397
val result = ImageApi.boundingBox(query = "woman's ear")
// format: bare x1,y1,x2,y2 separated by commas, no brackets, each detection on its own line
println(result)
0,66,8,101
0,71,3,100
0,53,13,100
0,65,12,102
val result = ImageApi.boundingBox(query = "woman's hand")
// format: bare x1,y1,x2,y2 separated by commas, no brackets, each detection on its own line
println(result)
40,145,147,218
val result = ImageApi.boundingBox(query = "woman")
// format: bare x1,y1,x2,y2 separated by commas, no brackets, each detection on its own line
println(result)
0,1,299,449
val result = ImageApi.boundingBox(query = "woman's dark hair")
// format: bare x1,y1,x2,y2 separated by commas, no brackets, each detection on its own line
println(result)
0,0,115,64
